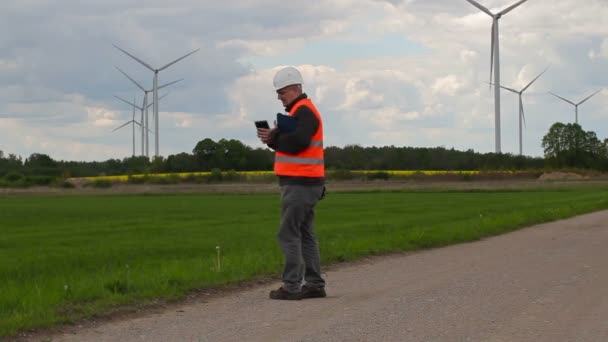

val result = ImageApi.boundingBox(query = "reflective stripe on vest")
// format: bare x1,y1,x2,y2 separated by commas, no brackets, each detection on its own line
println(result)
309,141,323,147
274,98,325,178
275,156,324,165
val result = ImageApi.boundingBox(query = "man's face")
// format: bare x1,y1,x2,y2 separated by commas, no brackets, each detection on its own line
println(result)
276,85,300,108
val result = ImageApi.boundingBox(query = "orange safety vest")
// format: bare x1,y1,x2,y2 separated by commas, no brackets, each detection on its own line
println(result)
274,98,325,178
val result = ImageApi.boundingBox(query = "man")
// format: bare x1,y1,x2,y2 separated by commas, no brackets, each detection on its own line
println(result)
257,66,327,300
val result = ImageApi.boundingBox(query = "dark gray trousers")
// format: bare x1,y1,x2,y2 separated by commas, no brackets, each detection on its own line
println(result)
278,184,326,293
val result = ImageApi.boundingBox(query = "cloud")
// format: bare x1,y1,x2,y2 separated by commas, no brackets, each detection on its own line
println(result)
432,75,465,96
171,112,193,128
589,38,608,60
87,106,119,127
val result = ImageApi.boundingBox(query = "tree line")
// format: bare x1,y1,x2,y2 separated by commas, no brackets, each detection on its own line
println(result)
542,123,608,170
1,122,607,181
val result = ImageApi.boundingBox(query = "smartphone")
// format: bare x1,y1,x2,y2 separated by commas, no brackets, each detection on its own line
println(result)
255,120,270,129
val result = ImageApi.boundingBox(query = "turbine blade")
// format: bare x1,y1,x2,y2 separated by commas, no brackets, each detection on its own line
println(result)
157,78,184,90
146,92,171,109
489,20,496,88
486,81,516,93
134,121,143,127
549,92,576,106
158,92,170,101
115,66,146,92
158,49,200,72
114,95,143,110
522,67,548,92
578,89,602,105
499,0,529,16
500,84,519,93
112,121,132,132
466,0,494,17
113,44,155,72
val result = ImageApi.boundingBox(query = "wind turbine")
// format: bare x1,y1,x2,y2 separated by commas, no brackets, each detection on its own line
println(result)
112,95,142,157
466,0,530,153
114,95,148,157
113,44,199,158
495,67,547,155
549,89,602,125
114,93,171,157
115,66,182,158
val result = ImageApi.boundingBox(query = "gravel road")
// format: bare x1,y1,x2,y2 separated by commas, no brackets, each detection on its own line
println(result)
46,210,608,342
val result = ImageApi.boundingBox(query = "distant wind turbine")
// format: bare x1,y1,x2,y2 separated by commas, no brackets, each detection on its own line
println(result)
114,93,170,156
115,66,182,158
466,0,530,153
115,95,148,156
112,95,142,157
549,89,602,125
113,44,198,158
494,67,547,155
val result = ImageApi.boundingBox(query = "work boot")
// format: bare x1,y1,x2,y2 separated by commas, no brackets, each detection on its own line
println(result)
269,287,302,300
301,285,326,299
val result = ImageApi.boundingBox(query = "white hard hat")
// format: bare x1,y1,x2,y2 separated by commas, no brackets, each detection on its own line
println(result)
273,66,303,91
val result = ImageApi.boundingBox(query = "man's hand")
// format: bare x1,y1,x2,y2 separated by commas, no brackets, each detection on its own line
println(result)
257,127,276,144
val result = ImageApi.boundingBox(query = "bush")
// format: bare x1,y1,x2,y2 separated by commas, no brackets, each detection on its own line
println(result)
244,172,276,183
4,172,25,183
3,179,28,188
181,174,206,183
91,180,112,188
52,180,75,188
1,172,29,187
407,171,426,180
329,169,356,180
127,174,150,184
209,168,223,182
366,171,390,180
148,175,180,185
223,170,242,182
26,175,55,186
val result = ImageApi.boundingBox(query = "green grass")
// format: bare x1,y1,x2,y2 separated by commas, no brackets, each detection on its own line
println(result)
1,187,608,336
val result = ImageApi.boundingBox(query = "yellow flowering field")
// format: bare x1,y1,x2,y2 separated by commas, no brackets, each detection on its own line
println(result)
82,171,277,183
353,170,480,176
81,170,537,183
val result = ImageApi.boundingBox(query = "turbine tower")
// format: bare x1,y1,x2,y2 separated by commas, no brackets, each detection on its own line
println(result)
112,95,142,157
115,66,182,158
113,44,199,158
496,68,547,155
549,89,602,125
466,0,530,153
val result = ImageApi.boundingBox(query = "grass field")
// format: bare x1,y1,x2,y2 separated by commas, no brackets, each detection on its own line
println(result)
2,187,608,336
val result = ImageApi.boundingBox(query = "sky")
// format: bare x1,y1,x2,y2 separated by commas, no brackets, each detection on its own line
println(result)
1,0,607,162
